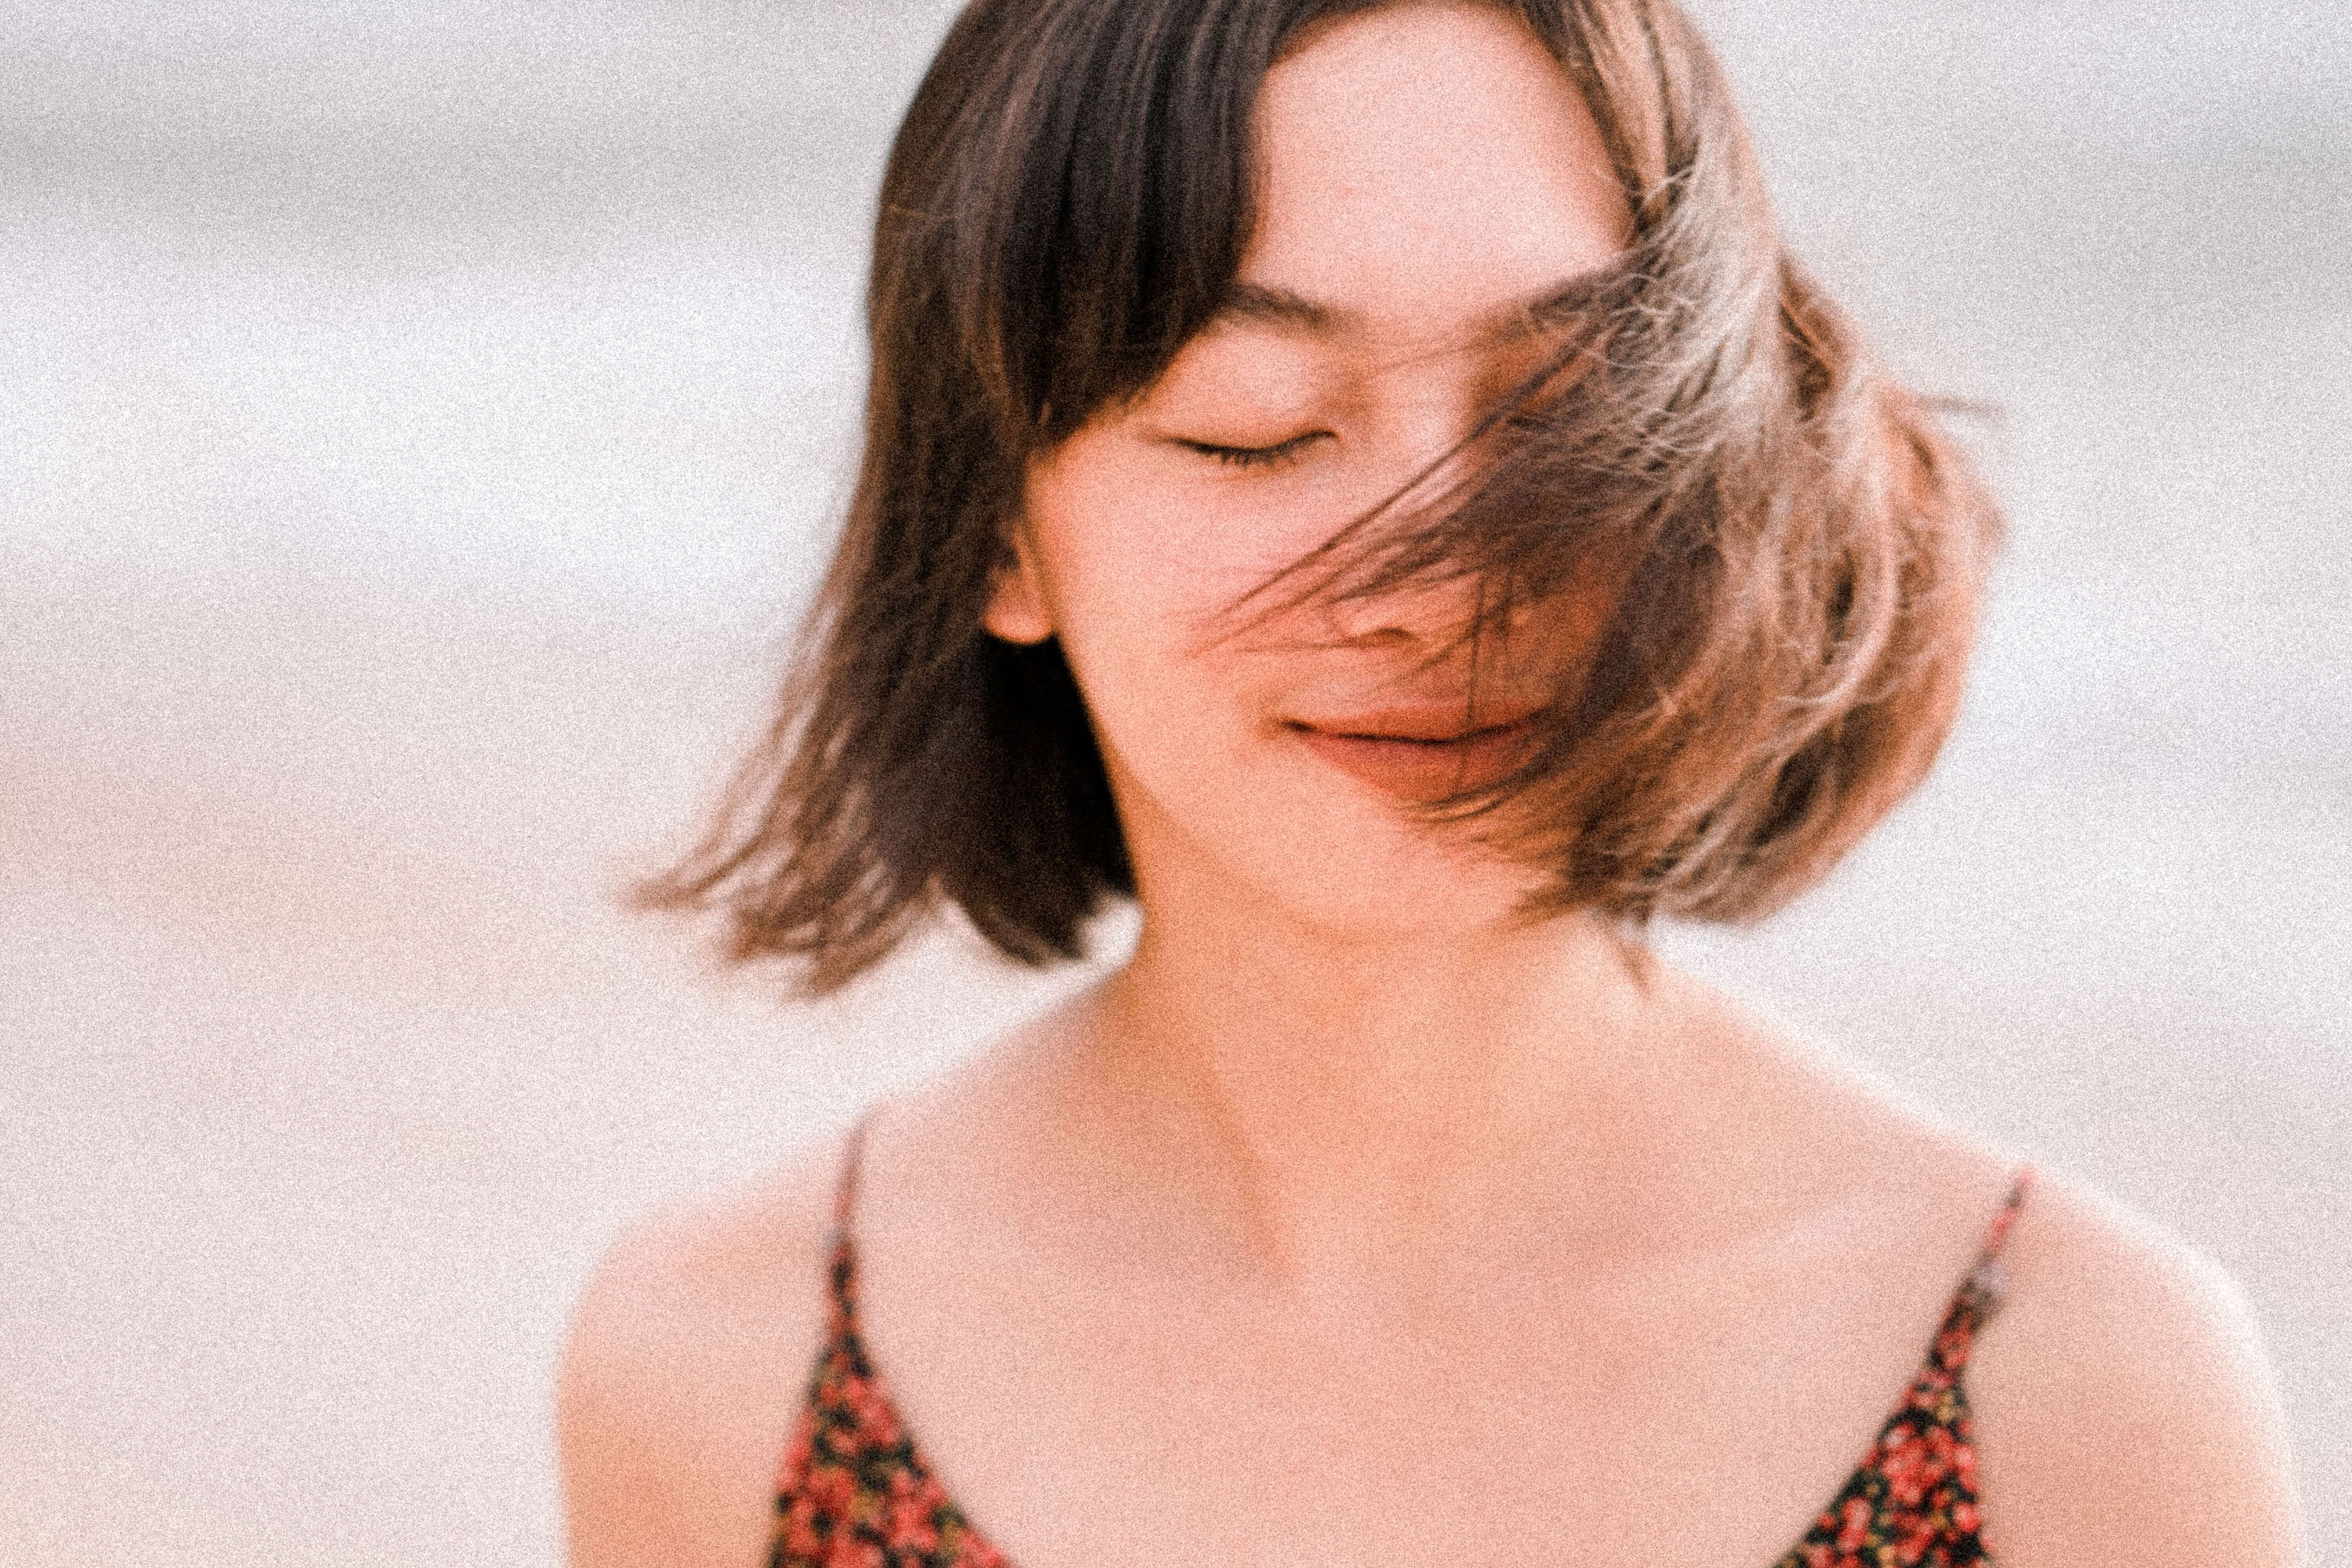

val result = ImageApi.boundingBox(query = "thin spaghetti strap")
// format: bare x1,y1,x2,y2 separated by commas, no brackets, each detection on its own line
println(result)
1909,1166,2035,1384
1955,1164,2034,1334
1977,1165,2034,1265
820,1112,879,1334
832,1111,875,1239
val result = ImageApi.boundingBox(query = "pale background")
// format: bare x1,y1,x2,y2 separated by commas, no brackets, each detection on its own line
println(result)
2,1,2345,1562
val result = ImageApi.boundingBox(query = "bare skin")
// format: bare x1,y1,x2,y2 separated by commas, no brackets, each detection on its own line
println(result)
559,6,2307,1565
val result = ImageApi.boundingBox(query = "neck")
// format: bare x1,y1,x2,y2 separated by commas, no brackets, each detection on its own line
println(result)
1080,877,1694,1288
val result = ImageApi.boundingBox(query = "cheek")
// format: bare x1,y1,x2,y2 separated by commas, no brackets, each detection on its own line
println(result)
1027,471,1206,675
1025,441,1331,675
1020,444,1318,839
1535,557,1633,682
1020,455,1215,784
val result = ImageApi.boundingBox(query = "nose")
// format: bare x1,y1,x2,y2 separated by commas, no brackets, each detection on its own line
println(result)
1312,570,1477,652
1309,374,1496,650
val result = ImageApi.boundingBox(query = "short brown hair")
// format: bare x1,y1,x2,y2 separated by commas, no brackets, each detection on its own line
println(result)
642,0,2004,993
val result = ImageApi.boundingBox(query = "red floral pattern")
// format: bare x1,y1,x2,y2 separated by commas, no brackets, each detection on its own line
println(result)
1771,1252,2011,1568
773,1172,2029,1568
768,1240,1005,1568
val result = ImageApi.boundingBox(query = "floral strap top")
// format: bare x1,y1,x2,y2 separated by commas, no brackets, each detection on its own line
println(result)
770,1128,2033,1568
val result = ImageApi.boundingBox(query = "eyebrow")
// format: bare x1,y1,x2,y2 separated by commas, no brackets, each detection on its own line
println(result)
1214,265,1619,347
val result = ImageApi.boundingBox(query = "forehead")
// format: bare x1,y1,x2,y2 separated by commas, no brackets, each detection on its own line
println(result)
1241,2,1630,349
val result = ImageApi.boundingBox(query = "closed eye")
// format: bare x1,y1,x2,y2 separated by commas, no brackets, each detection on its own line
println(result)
1178,432,1329,470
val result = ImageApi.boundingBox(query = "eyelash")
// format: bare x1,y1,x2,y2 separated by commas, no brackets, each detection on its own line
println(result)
1181,433,1324,470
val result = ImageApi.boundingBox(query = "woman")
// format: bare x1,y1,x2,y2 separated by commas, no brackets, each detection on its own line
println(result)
558,2,2307,1564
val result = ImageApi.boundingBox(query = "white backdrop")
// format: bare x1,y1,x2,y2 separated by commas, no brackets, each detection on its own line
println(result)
3,2,2345,1562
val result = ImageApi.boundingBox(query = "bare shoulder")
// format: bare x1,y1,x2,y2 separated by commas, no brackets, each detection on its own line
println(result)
555,1131,847,1568
1969,1168,2308,1566
1673,978,2309,1561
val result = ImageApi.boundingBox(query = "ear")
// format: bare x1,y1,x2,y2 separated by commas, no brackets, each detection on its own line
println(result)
981,518,1055,645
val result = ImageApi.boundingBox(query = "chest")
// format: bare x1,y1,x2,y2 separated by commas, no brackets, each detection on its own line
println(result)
844,1218,1969,1568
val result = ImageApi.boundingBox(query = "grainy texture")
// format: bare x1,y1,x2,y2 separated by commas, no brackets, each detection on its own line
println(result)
0,3,2343,1564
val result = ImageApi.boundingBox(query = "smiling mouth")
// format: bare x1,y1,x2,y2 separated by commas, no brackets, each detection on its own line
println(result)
1285,708,1544,799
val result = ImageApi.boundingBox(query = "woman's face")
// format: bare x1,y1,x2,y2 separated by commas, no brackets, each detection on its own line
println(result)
987,0,1633,938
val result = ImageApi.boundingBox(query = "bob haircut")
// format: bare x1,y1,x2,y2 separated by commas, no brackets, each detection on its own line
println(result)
644,0,2004,994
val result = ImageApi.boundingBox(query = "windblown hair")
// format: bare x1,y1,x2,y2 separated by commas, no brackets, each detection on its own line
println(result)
641,0,2004,993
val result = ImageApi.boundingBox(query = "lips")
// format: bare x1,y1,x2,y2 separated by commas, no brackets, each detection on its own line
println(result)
1285,702,1544,800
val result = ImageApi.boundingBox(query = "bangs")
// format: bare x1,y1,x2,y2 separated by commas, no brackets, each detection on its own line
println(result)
940,0,1384,452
